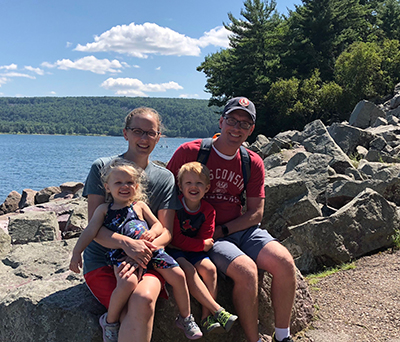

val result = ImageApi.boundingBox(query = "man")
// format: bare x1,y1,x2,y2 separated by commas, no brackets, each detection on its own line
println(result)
167,97,296,342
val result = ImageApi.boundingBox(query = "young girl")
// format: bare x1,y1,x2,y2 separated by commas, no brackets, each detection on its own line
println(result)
70,158,202,341
167,162,238,334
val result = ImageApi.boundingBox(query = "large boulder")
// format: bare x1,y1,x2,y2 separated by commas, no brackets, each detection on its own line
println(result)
0,239,314,342
8,211,61,244
284,188,398,273
327,122,375,155
349,100,385,129
292,120,354,174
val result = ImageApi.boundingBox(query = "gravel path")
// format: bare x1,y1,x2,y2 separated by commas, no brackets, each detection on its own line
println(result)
292,249,400,342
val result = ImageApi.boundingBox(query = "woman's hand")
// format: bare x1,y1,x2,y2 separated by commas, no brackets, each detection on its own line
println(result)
123,238,157,268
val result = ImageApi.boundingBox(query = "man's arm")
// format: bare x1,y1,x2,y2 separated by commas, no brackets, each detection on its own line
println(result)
213,197,264,240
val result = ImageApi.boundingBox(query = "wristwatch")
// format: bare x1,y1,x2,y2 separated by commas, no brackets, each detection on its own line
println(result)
221,224,229,237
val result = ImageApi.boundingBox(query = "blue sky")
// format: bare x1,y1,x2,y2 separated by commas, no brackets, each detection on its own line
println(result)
0,0,299,99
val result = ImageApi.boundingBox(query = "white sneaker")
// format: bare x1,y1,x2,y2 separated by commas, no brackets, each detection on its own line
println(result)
99,312,119,342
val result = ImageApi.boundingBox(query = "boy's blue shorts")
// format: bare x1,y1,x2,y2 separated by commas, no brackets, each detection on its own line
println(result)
165,247,210,266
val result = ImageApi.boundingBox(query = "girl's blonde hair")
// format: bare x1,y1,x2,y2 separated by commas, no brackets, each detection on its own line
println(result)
125,107,163,132
101,158,148,203
177,161,210,186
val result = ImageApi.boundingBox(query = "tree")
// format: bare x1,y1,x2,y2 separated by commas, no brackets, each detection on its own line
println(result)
335,41,384,105
284,0,370,81
198,0,284,108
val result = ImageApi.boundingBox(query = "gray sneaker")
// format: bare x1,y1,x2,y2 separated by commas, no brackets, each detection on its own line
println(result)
99,312,119,342
175,314,203,340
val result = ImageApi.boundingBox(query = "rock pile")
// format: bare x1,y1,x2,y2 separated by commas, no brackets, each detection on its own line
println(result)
2,87,400,341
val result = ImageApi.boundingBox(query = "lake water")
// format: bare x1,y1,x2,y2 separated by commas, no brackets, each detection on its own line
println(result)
0,134,193,203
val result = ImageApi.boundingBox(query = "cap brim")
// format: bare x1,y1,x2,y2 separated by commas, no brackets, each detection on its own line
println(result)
224,107,256,122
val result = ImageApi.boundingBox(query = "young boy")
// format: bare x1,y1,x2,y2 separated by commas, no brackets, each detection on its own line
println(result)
167,161,238,334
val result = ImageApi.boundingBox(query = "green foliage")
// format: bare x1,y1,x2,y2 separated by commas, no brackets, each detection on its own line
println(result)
392,229,400,248
334,39,400,109
261,70,343,135
0,97,221,137
335,41,384,103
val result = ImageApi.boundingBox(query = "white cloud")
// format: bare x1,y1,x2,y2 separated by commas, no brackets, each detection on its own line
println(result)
155,66,161,71
179,93,200,99
50,91,57,95
0,72,36,79
41,56,124,74
75,22,229,58
0,77,8,87
0,64,18,70
101,77,183,96
66,42,73,48
198,26,230,48
24,66,45,75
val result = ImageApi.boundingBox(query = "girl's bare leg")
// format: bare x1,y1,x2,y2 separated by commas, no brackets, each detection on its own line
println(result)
107,266,138,323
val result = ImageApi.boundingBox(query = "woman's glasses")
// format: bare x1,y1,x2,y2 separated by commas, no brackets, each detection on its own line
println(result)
125,127,160,139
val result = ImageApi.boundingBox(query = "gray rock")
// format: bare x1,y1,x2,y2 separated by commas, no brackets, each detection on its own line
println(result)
327,122,375,155
18,188,37,209
247,134,270,156
372,117,388,127
263,153,285,171
0,191,21,215
349,100,385,129
260,140,281,159
35,186,62,204
284,188,398,273
299,120,354,174
8,211,61,244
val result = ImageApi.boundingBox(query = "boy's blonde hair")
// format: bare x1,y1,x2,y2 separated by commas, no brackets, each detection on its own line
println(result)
101,158,148,203
177,161,210,186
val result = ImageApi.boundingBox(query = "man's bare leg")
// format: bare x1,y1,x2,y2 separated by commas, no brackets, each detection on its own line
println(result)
256,241,296,329
225,254,259,342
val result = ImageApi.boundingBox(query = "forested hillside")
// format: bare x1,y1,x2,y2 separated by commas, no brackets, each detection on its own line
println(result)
0,97,221,137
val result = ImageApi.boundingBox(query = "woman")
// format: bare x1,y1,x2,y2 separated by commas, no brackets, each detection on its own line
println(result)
82,107,180,342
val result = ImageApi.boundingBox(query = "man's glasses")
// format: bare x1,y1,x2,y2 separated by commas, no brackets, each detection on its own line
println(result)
125,127,160,139
223,115,254,130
